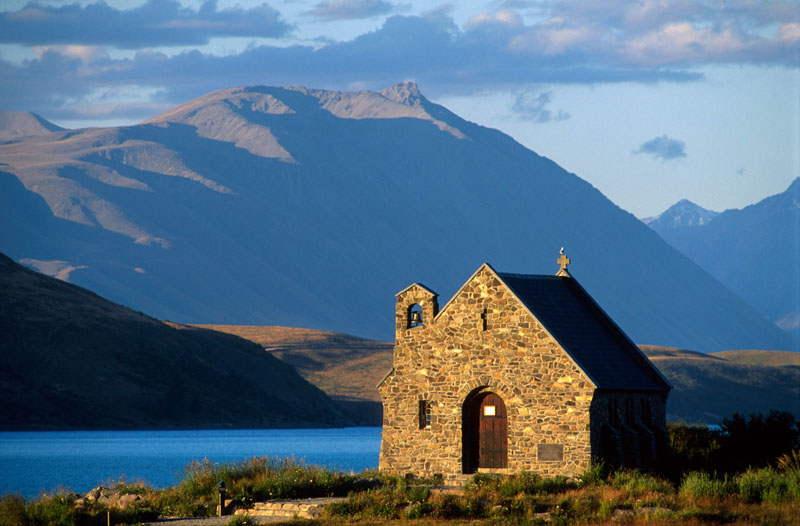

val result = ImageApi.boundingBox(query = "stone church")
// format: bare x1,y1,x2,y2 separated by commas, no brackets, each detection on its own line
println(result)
378,253,671,481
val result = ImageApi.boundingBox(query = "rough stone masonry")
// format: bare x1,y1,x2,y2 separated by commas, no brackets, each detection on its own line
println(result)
378,258,670,483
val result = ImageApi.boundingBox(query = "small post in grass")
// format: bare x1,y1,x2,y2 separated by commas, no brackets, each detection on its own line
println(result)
218,480,227,516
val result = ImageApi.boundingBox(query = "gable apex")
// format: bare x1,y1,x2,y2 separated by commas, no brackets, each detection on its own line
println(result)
432,262,501,321
395,282,438,298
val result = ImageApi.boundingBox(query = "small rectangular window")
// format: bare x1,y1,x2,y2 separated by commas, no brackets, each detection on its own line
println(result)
609,399,619,427
641,399,651,424
483,405,496,416
418,400,432,429
625,398,635,426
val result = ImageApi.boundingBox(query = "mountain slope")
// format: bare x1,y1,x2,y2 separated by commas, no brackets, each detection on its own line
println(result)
0,83,794,352
646,179,800,337
642,346,800,424
0,252,349,430
0,111,64,140
196,325,392,402
190,325,800,425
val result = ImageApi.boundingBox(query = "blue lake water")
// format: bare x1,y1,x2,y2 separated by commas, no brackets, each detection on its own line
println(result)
0,427,381,498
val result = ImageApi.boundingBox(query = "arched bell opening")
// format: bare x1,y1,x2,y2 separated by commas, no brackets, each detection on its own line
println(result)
462,387,508,473
407,303,423,328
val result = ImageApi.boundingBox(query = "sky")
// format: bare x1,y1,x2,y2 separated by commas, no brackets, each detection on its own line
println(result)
1,0,798,217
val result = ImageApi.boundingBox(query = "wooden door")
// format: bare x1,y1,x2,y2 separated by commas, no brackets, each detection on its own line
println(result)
478,393,507,468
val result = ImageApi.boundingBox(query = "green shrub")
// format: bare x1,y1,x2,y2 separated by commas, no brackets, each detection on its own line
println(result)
777,450,800,473
722,411,800,473
578,463,606,487
163,455,364,516
679,471,734,499
668,422,724,476
429,493,467,519
0,494,30,526
26,493,75,526
226,515,258,526
404,501,433,519
737,467,800,504
610,470,673,496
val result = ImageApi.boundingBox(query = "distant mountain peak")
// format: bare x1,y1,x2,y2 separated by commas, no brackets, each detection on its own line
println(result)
379,81,423,106
0,111,64,140
643,199,719,230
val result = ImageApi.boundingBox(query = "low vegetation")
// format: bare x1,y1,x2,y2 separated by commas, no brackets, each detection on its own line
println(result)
2,412,798,526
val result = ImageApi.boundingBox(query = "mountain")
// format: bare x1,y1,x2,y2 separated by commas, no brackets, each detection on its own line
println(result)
197,325,391,424
195,325,392,403
642,199,719,229
645,179,800,339
0,252,350,430
193,325,800,425
642,346,800,424
0,82,794,352
0,111,64,140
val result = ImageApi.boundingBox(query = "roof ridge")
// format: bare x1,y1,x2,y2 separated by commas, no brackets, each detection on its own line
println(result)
497,272,562,280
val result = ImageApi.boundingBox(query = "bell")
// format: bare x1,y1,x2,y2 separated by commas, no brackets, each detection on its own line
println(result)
411,310,422,325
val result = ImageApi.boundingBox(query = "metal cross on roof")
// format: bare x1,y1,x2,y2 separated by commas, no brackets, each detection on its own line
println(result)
557,248,571,274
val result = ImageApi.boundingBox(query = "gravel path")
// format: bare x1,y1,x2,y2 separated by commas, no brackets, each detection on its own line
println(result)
143,517,288,525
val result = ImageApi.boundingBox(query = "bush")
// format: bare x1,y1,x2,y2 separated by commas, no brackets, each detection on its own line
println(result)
578,463,606,487
737,467,800,504
777,450,800,473
721,411,800,473
609,470,673,496
0,494,30,526
668,422,724,476
226,515,259,526
679,471,734,500
429,493,467,519
158,455,365,517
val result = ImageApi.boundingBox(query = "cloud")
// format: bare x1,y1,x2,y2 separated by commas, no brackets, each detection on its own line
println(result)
0,13,705,122
2,0,797,123
511,91,570,123
304,0,395,21
634,135,687,161
0,0,290,48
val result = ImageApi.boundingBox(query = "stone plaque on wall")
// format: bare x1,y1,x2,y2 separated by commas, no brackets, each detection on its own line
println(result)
537,443,564,461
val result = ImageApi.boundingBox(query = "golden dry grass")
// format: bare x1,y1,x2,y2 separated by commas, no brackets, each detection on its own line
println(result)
196,325,392,401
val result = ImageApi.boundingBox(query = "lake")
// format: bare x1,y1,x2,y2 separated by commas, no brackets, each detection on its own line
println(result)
0,427,381,498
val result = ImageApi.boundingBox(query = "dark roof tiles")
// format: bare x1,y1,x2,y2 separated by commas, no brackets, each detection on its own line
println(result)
497,272,670,392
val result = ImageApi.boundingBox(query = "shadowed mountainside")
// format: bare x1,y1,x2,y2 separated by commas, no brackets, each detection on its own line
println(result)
0,82,794,353
199,326,800,426
196,325,392,403
641,345,800,424
645,178,799,341
709,349,800,367
0,253,351,430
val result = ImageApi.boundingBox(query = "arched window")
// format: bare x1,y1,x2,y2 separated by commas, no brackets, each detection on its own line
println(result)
407,303,423,328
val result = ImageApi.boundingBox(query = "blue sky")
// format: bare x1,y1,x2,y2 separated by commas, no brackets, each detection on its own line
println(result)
1,0,797,217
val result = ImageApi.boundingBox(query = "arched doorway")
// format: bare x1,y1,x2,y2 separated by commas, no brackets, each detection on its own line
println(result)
462,389,508,473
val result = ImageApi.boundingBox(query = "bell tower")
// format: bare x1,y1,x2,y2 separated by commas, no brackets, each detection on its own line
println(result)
394,283,439,341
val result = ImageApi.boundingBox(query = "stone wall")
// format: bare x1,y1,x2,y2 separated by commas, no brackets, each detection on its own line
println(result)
379,266,597,480
589,391,670,471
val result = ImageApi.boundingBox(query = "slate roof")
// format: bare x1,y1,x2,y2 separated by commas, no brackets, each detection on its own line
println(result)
497,272,670,392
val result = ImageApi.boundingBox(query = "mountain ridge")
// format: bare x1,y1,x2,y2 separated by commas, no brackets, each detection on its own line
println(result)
0,111,64,140
0,83,794,352
0,251,352,430
645,178,799,338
